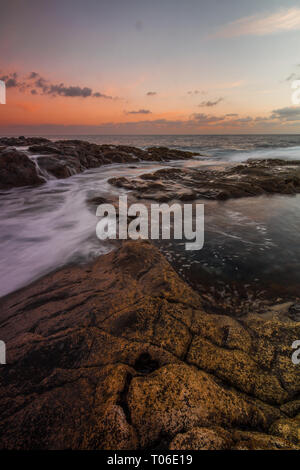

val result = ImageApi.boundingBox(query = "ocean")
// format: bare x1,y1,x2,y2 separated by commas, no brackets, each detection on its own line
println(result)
1,134,300,303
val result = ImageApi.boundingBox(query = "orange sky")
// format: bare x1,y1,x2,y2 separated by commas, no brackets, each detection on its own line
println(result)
1,1,300,134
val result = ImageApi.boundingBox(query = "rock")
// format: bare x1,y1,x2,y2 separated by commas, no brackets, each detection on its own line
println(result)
169,426,233,450
128,362,278,448
169,426,299,450
280,400,300,417
28,144,63,155
0,240,299,449
145,147,199,161
288,303,300,322
85,195,110,208
37,155,81,179
108,159,300,201
231,430,299,450
0,148,44,188
269,416,300,445
187,311,300,405
0,138,200,189
0,137,50,147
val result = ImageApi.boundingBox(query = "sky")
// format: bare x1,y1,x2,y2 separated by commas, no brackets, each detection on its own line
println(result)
1,0,300,134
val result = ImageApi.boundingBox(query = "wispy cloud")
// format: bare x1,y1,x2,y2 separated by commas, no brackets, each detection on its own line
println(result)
271,106,300,121
285,73,297,82
199,97,223,107
213,7,300,38
2,105,299,134
187,90,206,95
125,109,152,115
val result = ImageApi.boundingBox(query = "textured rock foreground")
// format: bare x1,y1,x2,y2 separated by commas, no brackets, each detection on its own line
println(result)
0,241,299,450
0,137,198,189
109,159,300,201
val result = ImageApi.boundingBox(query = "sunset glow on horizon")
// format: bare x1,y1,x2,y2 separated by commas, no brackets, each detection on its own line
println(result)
1,0,300,134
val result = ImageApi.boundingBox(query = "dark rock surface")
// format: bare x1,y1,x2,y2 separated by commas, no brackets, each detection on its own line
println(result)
109,159,300,201
0,137,199,189
289,304,300,322
0,136,49,147
0,241,299,449
0,148,44,189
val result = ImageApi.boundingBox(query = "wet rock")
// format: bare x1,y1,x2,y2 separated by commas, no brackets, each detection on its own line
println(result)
0,136,50,147
85,195,110,209
100,150,139,164
28,144,63,155
0,148,44,188
144,147,199,161
0,137,200,189
109,159,300,201
36,155,81,179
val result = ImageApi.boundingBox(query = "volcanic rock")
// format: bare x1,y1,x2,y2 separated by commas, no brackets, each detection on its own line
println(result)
0,241,299,449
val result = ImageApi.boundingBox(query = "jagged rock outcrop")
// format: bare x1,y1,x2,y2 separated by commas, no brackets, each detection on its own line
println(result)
0,137,199,189
109,159,300,201
0,136,49,147
0,241,299,450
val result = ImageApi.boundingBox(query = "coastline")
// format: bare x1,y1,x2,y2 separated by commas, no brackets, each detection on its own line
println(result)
0,240,299,449
0,136,299,449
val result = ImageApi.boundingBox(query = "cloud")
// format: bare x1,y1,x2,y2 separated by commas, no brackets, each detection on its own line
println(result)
0,71,114,99
188,90,206,95
3,107,300,135
125,109,152,115
31,73,113,99
48,84,93,97
28,72,39,79
286,73,297,81
233,117,253,123
0,72,21,88
146,91,157,96
213,7,300,38
271,106,300,121
191,113,226,124
199,97,223,107
93,91,112,98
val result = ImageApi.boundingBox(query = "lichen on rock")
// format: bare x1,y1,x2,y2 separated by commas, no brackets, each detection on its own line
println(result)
0,240,299,449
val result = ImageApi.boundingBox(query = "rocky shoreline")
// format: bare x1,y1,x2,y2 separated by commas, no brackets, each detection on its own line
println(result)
2,137,300,202
0,136,198,189
0,240,299,450
109,159,300,201
0,137,299,449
